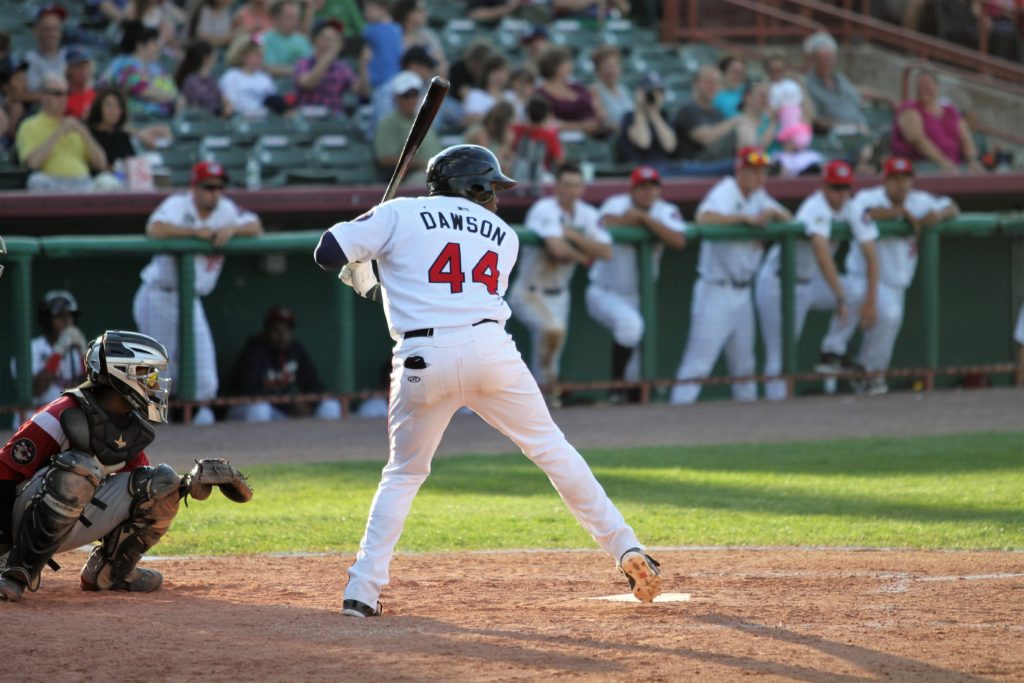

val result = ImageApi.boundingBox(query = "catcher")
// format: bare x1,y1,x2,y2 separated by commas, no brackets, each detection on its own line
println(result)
0,330,252,602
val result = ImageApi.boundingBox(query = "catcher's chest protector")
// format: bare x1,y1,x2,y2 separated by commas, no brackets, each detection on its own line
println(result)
63,389,155,467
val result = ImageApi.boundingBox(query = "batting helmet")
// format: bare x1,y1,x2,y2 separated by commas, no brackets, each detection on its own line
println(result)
426,145,517,205
85,331,172,423
37,289,79,333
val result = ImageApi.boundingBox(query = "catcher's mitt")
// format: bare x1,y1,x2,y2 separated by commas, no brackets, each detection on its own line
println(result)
181,458,253,504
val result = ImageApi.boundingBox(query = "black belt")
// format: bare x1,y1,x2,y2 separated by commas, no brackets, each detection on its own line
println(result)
706,278,753,289
404,319,498,339
528,286,564,296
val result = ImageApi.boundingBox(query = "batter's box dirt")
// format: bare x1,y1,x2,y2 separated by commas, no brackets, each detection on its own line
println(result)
4,549,1022,682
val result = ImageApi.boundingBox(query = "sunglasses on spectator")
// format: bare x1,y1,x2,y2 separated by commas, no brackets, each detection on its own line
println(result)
201,184,225,192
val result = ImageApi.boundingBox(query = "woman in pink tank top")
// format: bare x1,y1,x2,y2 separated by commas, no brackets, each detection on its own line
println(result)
891,70,984,173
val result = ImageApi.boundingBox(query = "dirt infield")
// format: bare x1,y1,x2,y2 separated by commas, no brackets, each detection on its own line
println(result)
3,388,1022,681
5,548,1023,681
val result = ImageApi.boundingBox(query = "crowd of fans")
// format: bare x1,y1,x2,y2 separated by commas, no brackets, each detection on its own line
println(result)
0,0,1013,194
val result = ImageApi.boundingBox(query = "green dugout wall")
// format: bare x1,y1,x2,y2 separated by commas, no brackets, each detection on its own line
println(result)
2,216,1022,417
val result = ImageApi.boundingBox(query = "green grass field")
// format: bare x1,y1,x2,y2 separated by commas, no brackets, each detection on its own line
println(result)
160,431,1024,556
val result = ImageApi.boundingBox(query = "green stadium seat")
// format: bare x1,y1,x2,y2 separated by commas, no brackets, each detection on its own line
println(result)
255,146,310,174
334,166,378,185
172,117,231,140
231,116,293,144
285,168,339,185
154,145,198,168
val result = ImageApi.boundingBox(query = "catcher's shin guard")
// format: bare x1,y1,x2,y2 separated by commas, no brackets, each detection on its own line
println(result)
80,464,179,592
0,451,102,598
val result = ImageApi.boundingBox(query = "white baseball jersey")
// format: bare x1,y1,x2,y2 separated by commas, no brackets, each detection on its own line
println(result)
845,186,953,289
326,195,519,339
696,176,786,284
9,336,85,406
589,193,686,296
515,196,609,292
761,189,877,282
139,193,258,296
1015,304,1024,345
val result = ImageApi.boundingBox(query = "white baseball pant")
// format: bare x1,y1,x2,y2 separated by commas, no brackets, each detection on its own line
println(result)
344,322,644,608
670,279,758,405
585,285,643,380
133,283,219,401
755,265,839,401
508,286,570,387
820,276,906,372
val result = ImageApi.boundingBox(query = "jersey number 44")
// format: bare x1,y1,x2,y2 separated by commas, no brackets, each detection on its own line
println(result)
428,243,500,295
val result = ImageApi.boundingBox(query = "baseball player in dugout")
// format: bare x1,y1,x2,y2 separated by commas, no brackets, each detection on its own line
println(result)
671,146,793,405
818,156,959,395
507,162,612,407
314,144,662,618
9,290,89,428
133,161,263,425
755,160,879,401
0,331,252,603
585,165,686,403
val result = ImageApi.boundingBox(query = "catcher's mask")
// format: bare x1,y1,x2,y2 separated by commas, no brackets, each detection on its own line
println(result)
426,144,517,205
86,331,172,424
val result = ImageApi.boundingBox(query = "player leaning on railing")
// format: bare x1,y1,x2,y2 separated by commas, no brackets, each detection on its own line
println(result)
0,331,252,603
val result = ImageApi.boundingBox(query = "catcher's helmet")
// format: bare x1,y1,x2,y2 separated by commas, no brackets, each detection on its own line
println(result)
37,289,79,332
85,331,172,423
426,144,517,205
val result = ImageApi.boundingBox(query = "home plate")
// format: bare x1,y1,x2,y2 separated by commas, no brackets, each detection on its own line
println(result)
587,592,691,603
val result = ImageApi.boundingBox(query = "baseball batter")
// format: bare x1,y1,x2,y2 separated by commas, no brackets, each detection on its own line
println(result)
586,166,686,399
754,160,879,400
819,157,959,394
507,163,611,405
314,145,662,618
671,147,792,405
132,161,262,425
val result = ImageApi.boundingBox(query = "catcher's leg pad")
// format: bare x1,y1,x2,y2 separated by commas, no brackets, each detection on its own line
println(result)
1,451,101,592
80,464,179,592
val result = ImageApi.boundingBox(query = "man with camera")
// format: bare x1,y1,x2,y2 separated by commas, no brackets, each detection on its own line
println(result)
618,73,676,167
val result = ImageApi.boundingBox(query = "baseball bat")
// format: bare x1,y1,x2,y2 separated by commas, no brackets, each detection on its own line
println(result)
382,76,450,202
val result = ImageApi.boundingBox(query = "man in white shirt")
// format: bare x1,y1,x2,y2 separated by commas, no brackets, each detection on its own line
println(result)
586,166,686,401
132,162,263,425
508,163,612,405
818,156,958,395
754,160,879,400
670,146,792,405
24,5,68,101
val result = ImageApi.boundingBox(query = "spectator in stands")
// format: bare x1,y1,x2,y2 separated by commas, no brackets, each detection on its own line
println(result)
1,61,28,139
362,0,403,92
588,166,686,403
374,71,442,183
465,99,517,171
0,32,12,88
508,162,612,406
536,46,612,137
392,0,447,75
620,72,676,167
263,0,313,78
188,0,236,49
508,66,536,122
9,289,88,429
464,54,511,124
316,0,364,35
294,19,366,113
975,0,1022,61
100,22,180,118
803,31,869,134
590,45,633,131
670,147,791,405
736,81,775,151
468,0,521,24
88,0,131,25
553,0,631,19
24,5,68,104
511,96,564,184
890,70,985,173
175,40,232,117
64,48,97,119
220,35,280,117
672,64,741,175
233,0,275,34
520,25,552,76
227,306,341,422
764,53,814,127
713,56,747,118
371,45,439,133
130,0,186,52
86,87,171,171
17,74,108,192
134,161,264,425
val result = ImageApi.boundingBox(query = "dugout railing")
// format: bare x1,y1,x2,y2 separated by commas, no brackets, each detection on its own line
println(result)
2,214,1021,421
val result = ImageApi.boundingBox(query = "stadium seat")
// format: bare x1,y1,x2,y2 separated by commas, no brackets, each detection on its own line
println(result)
154,145,198,168
285,168,339,185
172,117,231,141
232,116,293,144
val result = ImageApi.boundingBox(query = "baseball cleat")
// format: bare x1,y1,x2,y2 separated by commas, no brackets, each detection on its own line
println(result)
342,598,383,617
619,548,662,603
0,575,26,602
814,352,843,374
81,564,164,593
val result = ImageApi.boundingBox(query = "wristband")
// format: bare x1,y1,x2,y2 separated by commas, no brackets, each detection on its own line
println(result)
44,352,62,374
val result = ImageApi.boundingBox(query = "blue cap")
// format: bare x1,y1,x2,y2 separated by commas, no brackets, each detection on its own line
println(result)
66,46,92,65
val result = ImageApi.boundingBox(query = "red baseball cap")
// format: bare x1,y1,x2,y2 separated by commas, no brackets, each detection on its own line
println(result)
823,159,853,186
883,156,914,178
190,161,228,185
736,146,770,169
35,3,67,22
265,306,296,329
630,165,661,188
